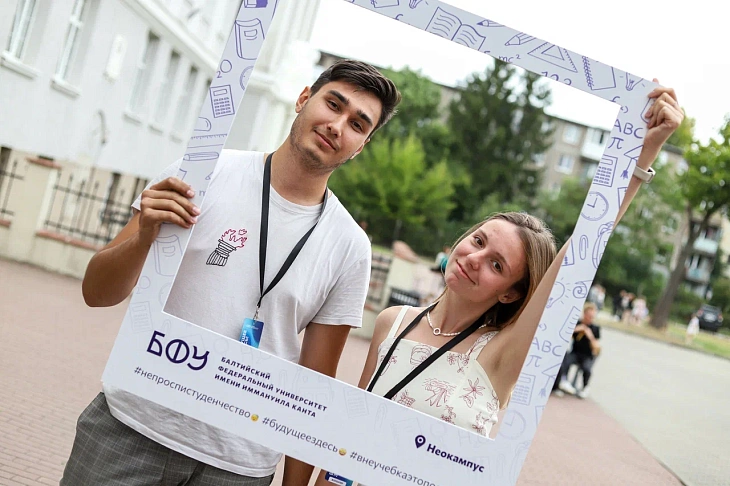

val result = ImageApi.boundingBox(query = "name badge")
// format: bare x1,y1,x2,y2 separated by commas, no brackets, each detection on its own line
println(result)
239,318,264,348
324,472,353,486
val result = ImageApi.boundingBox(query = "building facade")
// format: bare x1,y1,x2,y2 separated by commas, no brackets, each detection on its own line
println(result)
0,0,322,277
0,0,321,178
538,118,725,298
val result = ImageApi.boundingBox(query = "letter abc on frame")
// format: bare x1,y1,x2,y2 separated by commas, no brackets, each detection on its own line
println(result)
102,1,657,484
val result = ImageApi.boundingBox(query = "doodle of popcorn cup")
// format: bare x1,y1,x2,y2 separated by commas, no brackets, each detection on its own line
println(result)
235,19,265,60
207,229,248,266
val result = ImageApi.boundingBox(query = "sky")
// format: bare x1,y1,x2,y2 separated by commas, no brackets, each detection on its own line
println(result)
310,0,729,144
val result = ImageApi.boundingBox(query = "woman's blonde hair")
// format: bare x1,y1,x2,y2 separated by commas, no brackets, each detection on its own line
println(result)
438,212,557,331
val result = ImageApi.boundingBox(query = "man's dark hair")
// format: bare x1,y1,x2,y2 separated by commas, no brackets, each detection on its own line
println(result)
310,59,401,136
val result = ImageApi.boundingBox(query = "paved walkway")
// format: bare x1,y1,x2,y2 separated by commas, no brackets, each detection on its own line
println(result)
589,324,730,486
0,258,681,485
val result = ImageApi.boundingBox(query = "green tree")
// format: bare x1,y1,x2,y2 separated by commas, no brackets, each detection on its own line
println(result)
378,67,451,167
651,118,730,329
447,60,553,217
602,161,684,301
329,135,455,248
537,178,587,246
536,173,679,309
710,277,730,317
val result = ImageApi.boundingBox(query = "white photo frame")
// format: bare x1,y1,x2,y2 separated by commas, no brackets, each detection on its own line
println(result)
102,1,655,484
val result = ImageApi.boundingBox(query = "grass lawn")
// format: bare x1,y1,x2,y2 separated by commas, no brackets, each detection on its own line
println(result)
596,313,730,360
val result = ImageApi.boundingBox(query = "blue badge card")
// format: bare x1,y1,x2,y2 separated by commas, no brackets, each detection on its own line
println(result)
324,472,353,486
239,318,264,348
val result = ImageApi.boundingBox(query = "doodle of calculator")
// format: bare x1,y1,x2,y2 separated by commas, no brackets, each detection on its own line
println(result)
594,155,617,187
210,85,235,118
512,373,535,406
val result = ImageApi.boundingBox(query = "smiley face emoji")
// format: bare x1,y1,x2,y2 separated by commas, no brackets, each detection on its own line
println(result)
338,448,346,456
251,414,259,422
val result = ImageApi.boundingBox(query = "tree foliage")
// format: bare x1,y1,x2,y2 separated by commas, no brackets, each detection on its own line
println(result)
537,174,678,307
710,277,730,317
447,60,553,217
652,118,730,328
378,67,451,167
329,135,455,248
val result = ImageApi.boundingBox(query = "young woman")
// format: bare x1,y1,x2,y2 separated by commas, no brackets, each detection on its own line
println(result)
314,82,682,484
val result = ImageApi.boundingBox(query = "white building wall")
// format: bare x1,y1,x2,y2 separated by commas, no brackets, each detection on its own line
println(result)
228,0,322,152
1,0,321,179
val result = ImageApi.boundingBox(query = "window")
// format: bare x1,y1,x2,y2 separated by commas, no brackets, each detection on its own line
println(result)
541,120,554,134
582,161,597,180
172,65,200,134
589,128,606,145
55,0,89,80
557,154,575,174
5,0,37,59
129,32,161,115
563,124,580,144
532,153,545,167
153,50,181,127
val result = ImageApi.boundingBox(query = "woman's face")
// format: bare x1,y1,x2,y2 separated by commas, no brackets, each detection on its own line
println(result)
444,219,527,306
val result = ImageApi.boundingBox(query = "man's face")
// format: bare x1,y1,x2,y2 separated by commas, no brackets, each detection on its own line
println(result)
583,308,596,323
289,80,383,174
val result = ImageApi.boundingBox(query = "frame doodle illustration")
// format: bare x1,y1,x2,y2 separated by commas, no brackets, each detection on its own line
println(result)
102,1,658,484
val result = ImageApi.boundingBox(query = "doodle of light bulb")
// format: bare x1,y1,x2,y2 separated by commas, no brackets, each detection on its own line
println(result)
625,72,643,91
546,281,565,308
409,0,425,8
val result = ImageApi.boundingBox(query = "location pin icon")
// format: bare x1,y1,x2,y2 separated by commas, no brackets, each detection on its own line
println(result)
415,435,426,449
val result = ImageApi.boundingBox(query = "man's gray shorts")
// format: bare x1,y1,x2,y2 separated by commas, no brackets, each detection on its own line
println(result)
61,393,275,486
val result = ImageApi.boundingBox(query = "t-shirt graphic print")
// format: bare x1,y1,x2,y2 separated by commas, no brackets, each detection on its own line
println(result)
206,228,249,266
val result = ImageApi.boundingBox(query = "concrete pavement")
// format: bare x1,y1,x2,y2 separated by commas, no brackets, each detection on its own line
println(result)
1,258,683,485
590,326,730,486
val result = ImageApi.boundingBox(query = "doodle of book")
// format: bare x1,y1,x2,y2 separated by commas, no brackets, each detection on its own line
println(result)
426,7,486,50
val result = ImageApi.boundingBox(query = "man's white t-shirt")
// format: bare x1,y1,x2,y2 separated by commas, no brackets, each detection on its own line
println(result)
103,150,371,477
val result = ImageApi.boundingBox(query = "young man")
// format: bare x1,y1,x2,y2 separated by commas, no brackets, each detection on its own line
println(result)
61,60,401,486
553,302,601,399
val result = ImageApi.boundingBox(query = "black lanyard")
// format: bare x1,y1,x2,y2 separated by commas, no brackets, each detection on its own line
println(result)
254,152,327,319
367,304,488,399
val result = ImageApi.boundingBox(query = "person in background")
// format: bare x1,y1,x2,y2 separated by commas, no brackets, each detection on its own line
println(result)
630,295,648,325
612,289,626,321
686,312,700,344
555,303,601,399
433,245,451,273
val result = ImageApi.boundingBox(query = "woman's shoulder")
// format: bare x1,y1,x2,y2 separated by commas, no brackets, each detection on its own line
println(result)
373,306,424,340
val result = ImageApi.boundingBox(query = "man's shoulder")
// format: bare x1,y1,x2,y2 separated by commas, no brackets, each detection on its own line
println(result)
218,149,262,167
326,200,371,250
205,149,263,181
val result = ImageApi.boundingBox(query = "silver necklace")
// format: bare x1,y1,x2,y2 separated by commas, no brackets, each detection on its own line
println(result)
427,309,486,337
